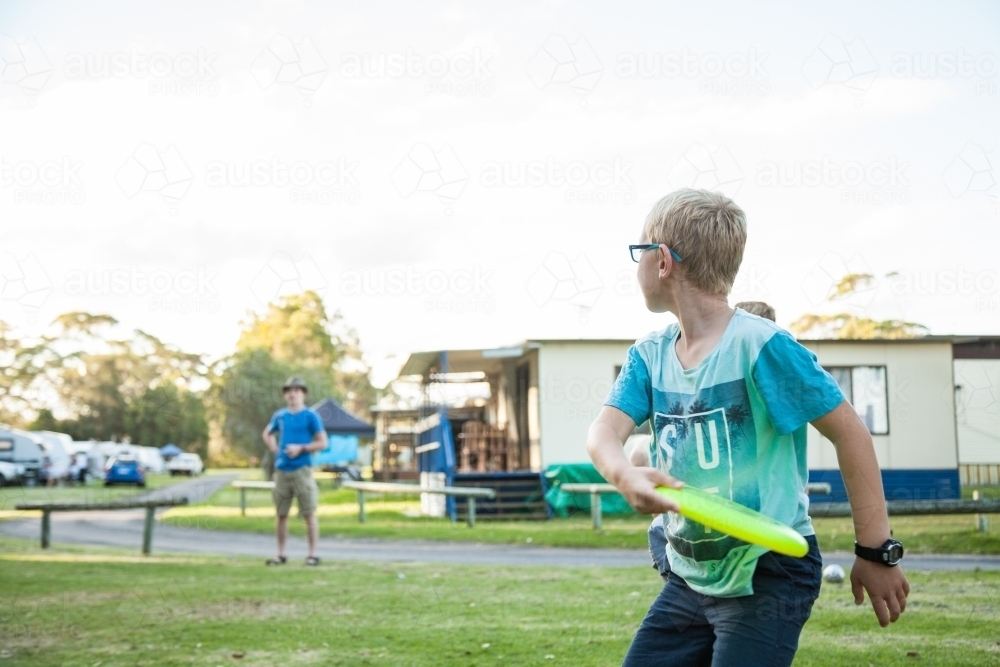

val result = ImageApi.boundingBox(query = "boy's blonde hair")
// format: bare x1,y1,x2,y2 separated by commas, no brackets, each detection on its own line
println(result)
735,301,775,321
642,188,747,295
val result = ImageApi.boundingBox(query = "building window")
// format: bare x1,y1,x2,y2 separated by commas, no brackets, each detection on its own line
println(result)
824,366,889,435
614,365,622,382
0,439,12,451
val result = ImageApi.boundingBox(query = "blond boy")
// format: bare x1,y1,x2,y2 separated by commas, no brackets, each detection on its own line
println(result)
588,189,907,666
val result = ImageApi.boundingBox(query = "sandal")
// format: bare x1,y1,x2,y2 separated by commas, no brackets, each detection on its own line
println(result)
305,556,320,566
265,556,287,566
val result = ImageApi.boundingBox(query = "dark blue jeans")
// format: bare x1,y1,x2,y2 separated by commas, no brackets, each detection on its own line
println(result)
624,535,822,667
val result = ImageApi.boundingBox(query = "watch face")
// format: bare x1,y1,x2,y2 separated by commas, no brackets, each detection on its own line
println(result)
887,543,903,565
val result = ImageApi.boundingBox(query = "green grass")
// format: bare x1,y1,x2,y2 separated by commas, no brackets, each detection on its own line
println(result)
1,536,998,667
161,483,1000,554
0,473,180,512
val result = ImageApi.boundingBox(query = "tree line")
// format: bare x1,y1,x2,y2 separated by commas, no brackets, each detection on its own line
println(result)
0,291,375,466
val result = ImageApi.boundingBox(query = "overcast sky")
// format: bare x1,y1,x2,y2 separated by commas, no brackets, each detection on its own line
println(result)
1,0,998,387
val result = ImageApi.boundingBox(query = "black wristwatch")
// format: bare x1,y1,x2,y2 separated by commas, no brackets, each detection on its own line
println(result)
854,539,904,566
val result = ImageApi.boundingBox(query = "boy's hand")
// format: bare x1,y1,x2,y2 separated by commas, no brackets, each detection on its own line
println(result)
285,445,302,459
615,466,684,515
851,558,909,627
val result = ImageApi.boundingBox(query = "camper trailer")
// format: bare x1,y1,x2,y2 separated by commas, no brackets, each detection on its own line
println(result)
34,431,73,483
0,426,44,483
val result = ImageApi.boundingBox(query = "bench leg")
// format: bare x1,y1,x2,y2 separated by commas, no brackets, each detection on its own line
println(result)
591,492,602,531
974,490,988,532
41,509,51,549
142,506,155,555
240,488,247,517
467,497,476,528
358,490,366,523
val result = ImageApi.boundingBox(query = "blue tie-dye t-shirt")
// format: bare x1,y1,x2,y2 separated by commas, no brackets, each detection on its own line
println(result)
606,309,844,597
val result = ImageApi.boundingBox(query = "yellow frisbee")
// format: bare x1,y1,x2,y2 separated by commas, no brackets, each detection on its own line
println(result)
657,485,809,558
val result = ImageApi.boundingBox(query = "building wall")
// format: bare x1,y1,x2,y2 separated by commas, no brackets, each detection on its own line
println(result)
802,340,959,500
537,341,632,467
954,359,1000,464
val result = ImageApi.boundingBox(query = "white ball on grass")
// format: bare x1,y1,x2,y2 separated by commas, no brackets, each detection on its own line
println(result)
823,564,845,584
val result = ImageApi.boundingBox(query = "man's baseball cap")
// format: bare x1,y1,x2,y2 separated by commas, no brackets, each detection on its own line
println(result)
282,376,308,393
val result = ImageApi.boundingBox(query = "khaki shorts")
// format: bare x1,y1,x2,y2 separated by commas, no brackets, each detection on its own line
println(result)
272,467,319,517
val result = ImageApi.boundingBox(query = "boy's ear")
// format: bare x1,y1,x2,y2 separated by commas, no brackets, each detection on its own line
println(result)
657,244,676,279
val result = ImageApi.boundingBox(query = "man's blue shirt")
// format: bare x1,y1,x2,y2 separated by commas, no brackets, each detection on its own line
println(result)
268,407,324,472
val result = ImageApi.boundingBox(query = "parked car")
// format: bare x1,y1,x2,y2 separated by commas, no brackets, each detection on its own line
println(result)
167,453,204,476
0,460,25,486
104,454,146,487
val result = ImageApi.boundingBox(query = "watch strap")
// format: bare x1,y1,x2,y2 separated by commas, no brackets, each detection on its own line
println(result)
854,539,903,566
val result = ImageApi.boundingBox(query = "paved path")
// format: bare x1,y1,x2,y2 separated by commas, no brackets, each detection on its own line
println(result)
132,473,239,503
3,474,999,570
3,510,999,570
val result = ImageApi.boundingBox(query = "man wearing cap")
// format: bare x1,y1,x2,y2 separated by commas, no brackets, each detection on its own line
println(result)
262,376,326,566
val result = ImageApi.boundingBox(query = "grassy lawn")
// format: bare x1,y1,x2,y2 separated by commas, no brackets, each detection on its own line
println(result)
1,536,998,667
161,481,1000,554
0,473,181,513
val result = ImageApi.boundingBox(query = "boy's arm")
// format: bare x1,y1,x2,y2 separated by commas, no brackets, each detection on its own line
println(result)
812,401,910,627
587,406,682,514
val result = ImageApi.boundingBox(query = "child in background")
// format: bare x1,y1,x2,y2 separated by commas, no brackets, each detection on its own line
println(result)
734,300,775,321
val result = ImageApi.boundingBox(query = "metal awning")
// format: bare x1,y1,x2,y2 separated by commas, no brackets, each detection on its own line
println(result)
397,346,529,378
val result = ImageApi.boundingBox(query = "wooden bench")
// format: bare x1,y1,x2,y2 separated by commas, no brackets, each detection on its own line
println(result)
231,473,345,515
231,479,497,527
15,498,189,554
559,482,835,530
809,497,1000,518
341,480,496,527
231,480,278,516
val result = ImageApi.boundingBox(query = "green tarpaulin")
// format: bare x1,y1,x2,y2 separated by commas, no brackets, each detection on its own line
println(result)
544,463,635,517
